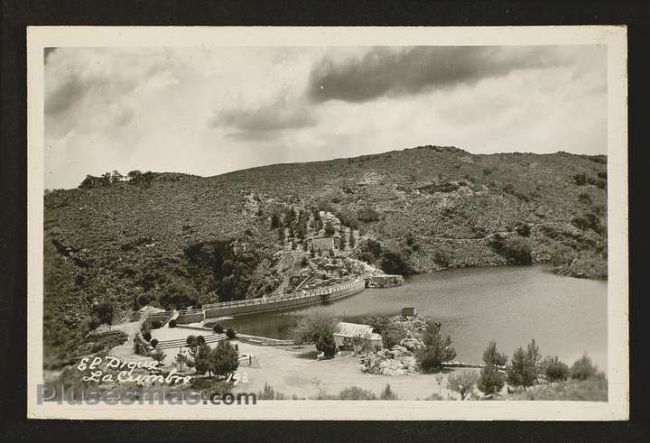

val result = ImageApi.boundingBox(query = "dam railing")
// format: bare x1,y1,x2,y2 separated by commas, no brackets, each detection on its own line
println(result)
203,278,366,318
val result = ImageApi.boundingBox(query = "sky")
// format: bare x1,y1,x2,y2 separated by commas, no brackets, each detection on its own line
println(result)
44,45,607,189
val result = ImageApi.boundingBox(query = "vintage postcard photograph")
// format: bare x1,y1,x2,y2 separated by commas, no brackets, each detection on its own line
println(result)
27,26,628,420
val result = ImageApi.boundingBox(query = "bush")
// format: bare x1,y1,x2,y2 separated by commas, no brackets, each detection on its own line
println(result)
143,331,152,342
379,384,398,400
490,236,533,265
381,324,406,350
338,386,377,400
357,207,380,222
542,355,570,382
578,193,592,204
151,349,166,364
169,319,177,328
380,249,414,275
570,354,598,380
258,383,287,400
478,364,505,395
515,222,531,237
447,371,479,400
150,338,159,349
225,328,237,340
151,320,162,329
213,324,224,334
573,173,587,186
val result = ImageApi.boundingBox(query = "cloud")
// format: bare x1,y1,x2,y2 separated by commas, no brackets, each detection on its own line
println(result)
210,93,318,140
308,46,581,103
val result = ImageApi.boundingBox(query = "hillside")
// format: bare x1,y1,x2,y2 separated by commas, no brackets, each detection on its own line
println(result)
43,145,607,368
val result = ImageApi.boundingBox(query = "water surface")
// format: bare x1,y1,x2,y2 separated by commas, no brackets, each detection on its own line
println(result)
224,265,607,370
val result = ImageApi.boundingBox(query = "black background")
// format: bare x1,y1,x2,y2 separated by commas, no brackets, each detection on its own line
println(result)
1,1,648,441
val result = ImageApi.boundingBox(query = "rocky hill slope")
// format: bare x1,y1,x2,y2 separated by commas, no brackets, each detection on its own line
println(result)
43,145,607,368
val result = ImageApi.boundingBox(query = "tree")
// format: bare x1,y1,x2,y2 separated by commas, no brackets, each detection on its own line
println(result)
340,233,347,250
324,221,335,237
506,346,536,389
150,339,159,348
542,355,570,382
482,341,507,366
270,212,280,229
570,354,597,380
478,363,505,396
447,371,479,400
417,321,456,373
526,339,542,381
93,300,114,330
278,224,285,243
380,249,414,276
349,231,356,248
208,340,240,378
142,331,152,342
289,310,338,358
226,328,237,340
213,324,224,334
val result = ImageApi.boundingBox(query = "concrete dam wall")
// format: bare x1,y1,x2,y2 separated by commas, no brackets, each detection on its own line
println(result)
203,278,366,319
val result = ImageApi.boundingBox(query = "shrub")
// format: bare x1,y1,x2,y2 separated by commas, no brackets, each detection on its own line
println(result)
258,383,287,400
542,355,570,382
338,386,377,400
300,257,309,267
225,328,237,340
478,364,505,395
381,324,406,350
151,349,166,364
380,249,414,275
570,354,598,380
169,319,177,328
143,331,152,342
433,251,450,267
573,173,587,186
447,371,479,400
379,384,399,400
150,338,159,349
515,222,531,237
213,324,224,334
578,193,592,204
417,321,456,373
151,320,162,329
357,206,380,222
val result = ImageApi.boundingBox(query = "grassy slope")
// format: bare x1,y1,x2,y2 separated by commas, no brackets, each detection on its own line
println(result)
43,145,607,368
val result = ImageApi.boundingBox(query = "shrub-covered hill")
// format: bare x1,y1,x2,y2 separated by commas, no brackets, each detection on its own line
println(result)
43,145,607,368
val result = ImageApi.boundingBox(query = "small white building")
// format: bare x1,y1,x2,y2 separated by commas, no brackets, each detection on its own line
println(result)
333,322,382,352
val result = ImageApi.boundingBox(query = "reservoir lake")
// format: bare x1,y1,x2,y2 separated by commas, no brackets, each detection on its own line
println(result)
224,265,607,371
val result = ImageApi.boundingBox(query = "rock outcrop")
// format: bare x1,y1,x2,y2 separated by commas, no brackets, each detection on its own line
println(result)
366,274,404,288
